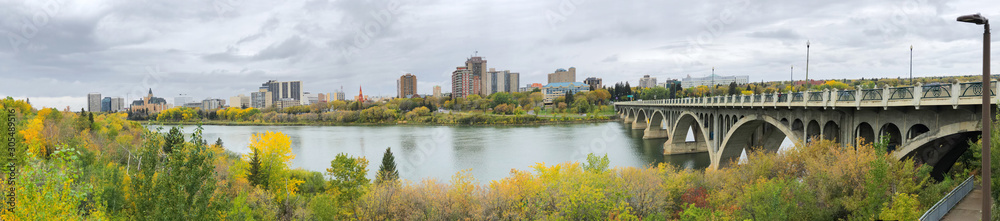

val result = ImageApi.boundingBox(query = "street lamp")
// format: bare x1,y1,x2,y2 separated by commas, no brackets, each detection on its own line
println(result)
956,12,991,221
806,41,811,83
910,45,913,85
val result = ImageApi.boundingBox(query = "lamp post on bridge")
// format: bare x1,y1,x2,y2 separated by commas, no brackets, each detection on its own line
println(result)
910,45,914,86
956,13,991,220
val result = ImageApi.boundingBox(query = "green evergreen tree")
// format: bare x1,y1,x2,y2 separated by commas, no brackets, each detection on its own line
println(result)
247,148,267,189
164,127,184,154
214,138,223,148
376,147,398,183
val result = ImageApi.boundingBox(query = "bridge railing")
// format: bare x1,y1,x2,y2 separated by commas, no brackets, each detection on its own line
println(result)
960,81,996,97
837,90,856,101
861,89,882,101
614,81,998,108
922,84,952,98
889,87,914,100
808,92,823,101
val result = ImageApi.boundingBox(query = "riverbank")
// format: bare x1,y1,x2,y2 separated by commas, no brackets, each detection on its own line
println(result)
140,114,618,127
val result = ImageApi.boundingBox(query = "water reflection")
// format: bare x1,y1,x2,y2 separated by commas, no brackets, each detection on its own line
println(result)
169,122,709,182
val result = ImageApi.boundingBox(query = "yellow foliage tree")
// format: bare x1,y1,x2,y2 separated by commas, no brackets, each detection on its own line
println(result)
234,131,302,203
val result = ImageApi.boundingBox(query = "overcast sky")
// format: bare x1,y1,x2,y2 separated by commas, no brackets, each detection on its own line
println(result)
1,0,998,110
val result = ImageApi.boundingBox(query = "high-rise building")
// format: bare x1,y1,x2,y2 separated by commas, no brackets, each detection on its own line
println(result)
681,74,750,88
333,91,346,101
547,67,576,84
433,86,442,98
111,97,124,112
584,77,603,91
230,94,250,108
262,80,303,105
398,73,418,98
451,66,479,98
639,75,657,88
482,68,520,95
88,93,101,112
465,56,488,95
251,85,273,109
101,97,112,112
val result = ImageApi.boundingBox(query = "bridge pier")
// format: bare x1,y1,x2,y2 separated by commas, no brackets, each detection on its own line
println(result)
623,116,633,124
631,118,647,130
643,127,669,139
664,141,709,155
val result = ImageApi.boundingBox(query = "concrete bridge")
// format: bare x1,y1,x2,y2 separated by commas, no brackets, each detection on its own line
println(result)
615,82,996,174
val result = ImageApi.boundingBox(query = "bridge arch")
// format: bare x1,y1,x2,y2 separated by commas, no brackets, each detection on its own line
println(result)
879,123,902,152
669,111,712,148
855,122,876,146
895,120,980,180
907,124,930,140
716,115,803,168
823,121,841,143
806,120,821,142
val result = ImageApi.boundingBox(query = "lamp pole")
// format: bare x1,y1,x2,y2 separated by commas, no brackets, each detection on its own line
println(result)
712,67,715,96
910,45,914,85
806,41,811,84
791,65,794,92
956,13,991,221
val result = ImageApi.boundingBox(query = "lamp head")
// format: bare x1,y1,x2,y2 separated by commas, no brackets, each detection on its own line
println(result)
957,13,988,25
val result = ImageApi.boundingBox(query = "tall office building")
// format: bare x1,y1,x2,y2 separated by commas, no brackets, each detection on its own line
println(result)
451,66,479,98
483,68,520,95
250,85,273,109
639,75,657,88
398,73,418,98
333,91,346,101
101,97,112,112
465,56,488,96
87,93,101,112
584,77,603,91
111,97,124,112
433,86,442,97
262,80,303,105
547,67,576,84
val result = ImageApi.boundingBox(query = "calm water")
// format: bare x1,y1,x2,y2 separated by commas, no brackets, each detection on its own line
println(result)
166,122,709,182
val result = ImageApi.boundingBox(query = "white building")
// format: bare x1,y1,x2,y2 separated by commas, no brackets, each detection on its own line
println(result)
681,74,750,88
174,96,193,107
639,75,657,88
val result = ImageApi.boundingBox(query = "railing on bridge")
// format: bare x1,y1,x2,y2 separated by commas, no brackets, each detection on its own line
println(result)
838,90,856,101
922,84,952,98
808,92,823,101
615,81,997,109
861,89,882,101
791,92,803,102
960,81,996,97
889,87,914,100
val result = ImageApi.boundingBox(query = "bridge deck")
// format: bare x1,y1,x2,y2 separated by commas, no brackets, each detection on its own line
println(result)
940,187,983,221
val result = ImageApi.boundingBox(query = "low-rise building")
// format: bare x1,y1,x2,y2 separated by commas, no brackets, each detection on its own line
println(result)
542,82,591,103
584,77,603,91
230,94,250,108
519,83,543,92
681,74,749,88
201,99,226,110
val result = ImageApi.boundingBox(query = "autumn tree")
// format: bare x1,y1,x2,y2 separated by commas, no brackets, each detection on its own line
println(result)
327,153,370,203
239,131,302,203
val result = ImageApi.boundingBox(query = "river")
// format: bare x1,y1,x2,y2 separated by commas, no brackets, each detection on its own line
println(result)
171,122,710,182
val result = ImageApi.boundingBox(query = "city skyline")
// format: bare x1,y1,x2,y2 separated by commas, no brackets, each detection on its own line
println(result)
2,0,999,111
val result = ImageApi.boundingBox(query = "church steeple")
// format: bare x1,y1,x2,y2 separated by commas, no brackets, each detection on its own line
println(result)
148,88,153,95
